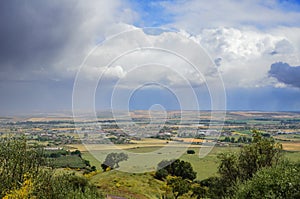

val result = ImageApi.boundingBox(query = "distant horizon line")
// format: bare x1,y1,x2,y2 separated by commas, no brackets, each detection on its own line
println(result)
2,109,300,117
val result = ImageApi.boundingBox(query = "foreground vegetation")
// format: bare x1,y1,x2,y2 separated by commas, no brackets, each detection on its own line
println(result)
0,137,102,198
2,130,300,198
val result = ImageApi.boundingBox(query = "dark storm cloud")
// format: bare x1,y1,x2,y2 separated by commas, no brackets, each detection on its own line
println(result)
268,62,300,88
0,0,137,114
0,0,81,76
0,1,82,113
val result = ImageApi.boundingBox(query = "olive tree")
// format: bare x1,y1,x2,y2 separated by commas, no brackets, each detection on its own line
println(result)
101,152,128,171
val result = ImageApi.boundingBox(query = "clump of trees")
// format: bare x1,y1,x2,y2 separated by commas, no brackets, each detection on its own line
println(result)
197,130,288,198
222,136,252,143
155,159,196,181
71,149,82,156
155,159,197,198
167,176,191,199
155,130,300,199
235,161,300,198
44,149,69,158
0,137,102,198
101,152,128,171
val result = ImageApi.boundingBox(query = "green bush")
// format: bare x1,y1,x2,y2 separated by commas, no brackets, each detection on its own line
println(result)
155,159,197,181
187,150,195,154
0,137,102,198
234,161,300,199
33,170,103,199
0,137,44,197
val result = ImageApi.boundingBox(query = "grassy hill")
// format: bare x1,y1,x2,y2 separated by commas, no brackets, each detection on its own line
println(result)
90,170,165,199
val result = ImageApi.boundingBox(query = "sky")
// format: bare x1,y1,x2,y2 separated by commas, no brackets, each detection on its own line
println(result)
1,0,300,115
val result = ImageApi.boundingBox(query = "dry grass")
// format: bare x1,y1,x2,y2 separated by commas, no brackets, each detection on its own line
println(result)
133,138,169,144
282,142,300,151
175,138,204,143
27,117,73,122
67,138,209,152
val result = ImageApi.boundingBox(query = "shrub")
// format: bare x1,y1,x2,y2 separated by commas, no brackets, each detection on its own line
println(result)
234,161,300,199
155,159,196,181
187,150,195,154
0,137,45,197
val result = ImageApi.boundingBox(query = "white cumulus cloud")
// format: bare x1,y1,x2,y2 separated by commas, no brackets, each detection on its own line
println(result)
180,27,300,88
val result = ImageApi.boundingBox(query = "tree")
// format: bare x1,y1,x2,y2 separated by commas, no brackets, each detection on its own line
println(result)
101,152,128,171
202,130,283,198
71,149,81,156
197,177,226,198
224,136,231,142
90,166,96,171
230,137,235,143
155,159,196,181
191,182,207,199
234,161,300,199
237,136,242,143
218,153,239,185
155,168,169,180
238,130,282,180
218,130,282,184
167,176,190,199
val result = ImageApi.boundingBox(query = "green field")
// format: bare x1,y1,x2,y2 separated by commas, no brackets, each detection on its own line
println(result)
82,144,300,176
180,146,240,180
82,145,240,180
81,152,101,169
284,151,300,162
